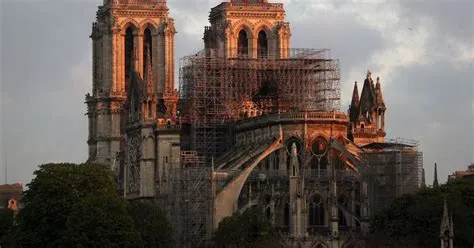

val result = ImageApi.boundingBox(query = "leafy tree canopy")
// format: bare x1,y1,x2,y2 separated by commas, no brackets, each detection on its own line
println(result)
0,208,15,247
127,200,174,248
370,178,474,248
214,206,283,248
15,163,142,247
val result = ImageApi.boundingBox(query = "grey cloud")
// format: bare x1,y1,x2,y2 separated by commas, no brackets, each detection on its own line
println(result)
399,0,474,41
385,60,473,184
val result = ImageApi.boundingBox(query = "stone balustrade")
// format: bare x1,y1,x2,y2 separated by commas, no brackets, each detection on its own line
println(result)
107,0,167,6
236,111,348,130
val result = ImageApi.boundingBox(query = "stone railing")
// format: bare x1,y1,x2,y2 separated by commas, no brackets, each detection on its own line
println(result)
156,123,181,130
107,0,167,6
244,168,359,181
236,111,348,130
353,128,378,133
229,2,284,8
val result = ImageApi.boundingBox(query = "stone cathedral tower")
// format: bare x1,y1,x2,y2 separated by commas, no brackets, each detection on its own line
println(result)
203,0,291,58
86,0,179,198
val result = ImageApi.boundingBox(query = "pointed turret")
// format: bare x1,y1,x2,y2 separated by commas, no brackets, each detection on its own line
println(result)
449,212,454,237
421,168,426,188
349,81,360,123
441,198,449,232
351,81,360,107
440,198,454,248
434,163,439,187
375,77,385,107
359,70,377,123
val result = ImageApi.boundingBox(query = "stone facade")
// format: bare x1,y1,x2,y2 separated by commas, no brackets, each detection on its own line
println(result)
213,113,370,248
86,1,422,247
86,0,180,199
347,71,387,146
204,0,291,58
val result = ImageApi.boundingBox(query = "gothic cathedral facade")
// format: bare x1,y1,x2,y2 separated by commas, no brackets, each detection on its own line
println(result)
86,0,180,199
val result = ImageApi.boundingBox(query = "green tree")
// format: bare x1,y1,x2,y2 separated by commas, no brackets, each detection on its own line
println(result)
127,201,174,248
0,208,15,247
15,163,142,247
370,178,474,248
214,206,283,248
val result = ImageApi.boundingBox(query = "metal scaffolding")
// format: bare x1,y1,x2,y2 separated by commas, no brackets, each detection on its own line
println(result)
362,141,423,216
167,151,213,248
179,48,341,161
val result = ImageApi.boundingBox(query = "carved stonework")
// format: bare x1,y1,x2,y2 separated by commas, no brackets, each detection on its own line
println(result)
126,135,142,194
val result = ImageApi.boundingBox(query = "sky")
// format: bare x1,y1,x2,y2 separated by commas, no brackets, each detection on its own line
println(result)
0,0,473,186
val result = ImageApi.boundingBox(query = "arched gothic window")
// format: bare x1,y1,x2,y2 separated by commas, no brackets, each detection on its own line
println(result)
283,202,290,227
308,194,325,226
257,30,268,57
143,28,153,74
338,195,348,226
125,27,135,80
238,30,249,56
273,150,280,170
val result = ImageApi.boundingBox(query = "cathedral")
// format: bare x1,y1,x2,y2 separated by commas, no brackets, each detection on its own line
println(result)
86,0,423,247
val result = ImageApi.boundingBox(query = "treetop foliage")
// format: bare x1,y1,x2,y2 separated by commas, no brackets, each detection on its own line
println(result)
12,162,171,247
370,178,474,248
214,206,283,248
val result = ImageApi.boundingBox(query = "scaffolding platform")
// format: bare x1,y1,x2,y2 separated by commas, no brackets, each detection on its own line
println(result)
179,48,341,161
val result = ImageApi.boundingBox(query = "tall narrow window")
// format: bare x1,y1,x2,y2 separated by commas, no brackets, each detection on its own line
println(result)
238,30,249,56
308,194,325,226
338,195,348,226
143,28,153,74
257,30,268,57
125,27,134,80
274,150,280,170
283,202,290,227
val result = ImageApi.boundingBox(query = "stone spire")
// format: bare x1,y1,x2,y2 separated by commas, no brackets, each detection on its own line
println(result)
351,81,360,107
434,163,439,187
375,77,385,107
348,81,360,124
421,168,426,188
440,198,454,248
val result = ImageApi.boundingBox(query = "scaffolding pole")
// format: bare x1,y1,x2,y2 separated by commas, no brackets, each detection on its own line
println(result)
179,48,341,161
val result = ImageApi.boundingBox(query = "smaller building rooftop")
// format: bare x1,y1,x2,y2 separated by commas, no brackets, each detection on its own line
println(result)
0,183,23,210
361,142,416,150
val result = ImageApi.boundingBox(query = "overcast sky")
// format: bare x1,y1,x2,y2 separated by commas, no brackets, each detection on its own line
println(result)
1,0,473,186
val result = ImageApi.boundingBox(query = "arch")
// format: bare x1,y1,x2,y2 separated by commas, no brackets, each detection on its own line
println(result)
139,19,160,34
232,20,254,38
257,30,269,57
214,126,283,229
308,193,326,227
237,29,250,56
124,27,135,82
311,240,328,248
143,27,153,74
310,136,328,156
120,19,140,35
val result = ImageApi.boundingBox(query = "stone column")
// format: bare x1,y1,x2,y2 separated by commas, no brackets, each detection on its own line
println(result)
140,129,156,198
251,37,258,58
152,31,160,94
360,180,370,235
118,33,125,92
156,29,165,96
